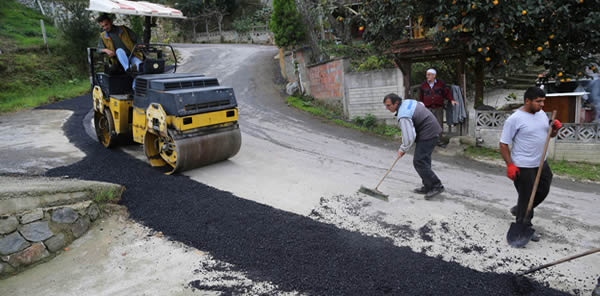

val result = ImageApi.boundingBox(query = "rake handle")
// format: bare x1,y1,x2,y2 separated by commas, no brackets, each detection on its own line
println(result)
519,247,600,275
375,155,401,190
524,110,557,220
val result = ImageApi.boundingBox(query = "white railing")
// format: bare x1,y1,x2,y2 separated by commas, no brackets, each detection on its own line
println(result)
556,123,600,142
476,110,600,143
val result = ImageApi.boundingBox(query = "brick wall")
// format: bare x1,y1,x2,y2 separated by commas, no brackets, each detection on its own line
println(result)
307,59,346,102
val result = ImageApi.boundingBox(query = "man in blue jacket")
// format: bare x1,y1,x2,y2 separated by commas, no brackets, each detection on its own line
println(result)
383,93,444,199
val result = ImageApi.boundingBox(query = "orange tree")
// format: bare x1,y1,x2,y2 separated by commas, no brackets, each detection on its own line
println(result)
360,0,600,104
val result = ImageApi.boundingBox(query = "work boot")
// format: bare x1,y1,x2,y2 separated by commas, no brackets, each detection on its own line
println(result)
425,185,445,200
510,205,518,217
413,186,428,194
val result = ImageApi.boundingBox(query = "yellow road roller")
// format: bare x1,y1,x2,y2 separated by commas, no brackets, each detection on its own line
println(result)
87,44,241,174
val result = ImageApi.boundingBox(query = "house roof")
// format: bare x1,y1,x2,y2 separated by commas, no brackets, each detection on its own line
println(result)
87,0,185,19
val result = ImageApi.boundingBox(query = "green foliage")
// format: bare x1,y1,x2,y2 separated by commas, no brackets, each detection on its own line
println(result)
54,0,97,69
0,1,89,113
127,15,144,39
0,0,58,51
432,0,600,78
321,42,394,72
232,17,255,33
354,55,394,72
270,0,305,48
360,0,600,80
94,189,117,203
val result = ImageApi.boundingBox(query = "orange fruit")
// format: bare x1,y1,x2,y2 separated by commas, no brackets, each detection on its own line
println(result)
592,66,597,70
445,37,450,42
493,0,499,5
537,46,543,52
549,34,555,39
485,57,491,62
566,78,571,82
560,78,565,82
522,10,527,15
338,17,343,22
359,26,364,31
557,72,563,77
477,47,483,52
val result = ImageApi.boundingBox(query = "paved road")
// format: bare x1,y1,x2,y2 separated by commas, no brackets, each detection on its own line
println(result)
0,43,598,295
171,44,599,294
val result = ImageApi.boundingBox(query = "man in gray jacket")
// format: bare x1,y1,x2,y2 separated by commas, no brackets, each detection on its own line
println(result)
383,93,444,199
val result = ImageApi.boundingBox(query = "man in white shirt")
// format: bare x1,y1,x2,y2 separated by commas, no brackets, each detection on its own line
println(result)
499,87,562,242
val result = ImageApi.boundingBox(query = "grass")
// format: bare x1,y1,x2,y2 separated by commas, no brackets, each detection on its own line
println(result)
0,1,91,113
464,145,600,182
0,0,59,51
0,78,89,113
286,96,401,138
94,189,118,204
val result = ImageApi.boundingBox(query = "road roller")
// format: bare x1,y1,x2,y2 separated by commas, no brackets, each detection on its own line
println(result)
87,44,241,174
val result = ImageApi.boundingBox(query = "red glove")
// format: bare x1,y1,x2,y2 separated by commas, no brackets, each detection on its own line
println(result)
507,163,520,180
552,119,562,130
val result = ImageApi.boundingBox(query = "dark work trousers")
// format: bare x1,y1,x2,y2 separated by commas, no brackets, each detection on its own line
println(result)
513,161,553,225
413,137,442,190
428,107,444,136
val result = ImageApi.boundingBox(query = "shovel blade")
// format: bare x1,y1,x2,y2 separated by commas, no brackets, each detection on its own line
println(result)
507,222,534,248
358,185,389,201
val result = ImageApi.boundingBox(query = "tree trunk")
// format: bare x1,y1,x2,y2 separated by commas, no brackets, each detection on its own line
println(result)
294,0,323,63
475,61,484,108
191,20,197,41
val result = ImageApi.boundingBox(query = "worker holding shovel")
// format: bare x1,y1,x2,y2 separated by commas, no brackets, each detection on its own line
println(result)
500,87,561,246
383,93,445,199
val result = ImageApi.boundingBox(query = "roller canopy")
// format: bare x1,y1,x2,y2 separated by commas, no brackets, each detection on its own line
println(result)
88,0,185,19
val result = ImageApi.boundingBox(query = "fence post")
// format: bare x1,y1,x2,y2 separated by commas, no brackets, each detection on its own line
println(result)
40,19,49,54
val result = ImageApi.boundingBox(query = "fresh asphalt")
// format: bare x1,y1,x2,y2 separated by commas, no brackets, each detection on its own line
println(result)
37,54,569,295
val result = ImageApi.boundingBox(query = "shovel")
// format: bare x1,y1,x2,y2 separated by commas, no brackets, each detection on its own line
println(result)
517,247,600,276
358,155,401,201
506,110,556,248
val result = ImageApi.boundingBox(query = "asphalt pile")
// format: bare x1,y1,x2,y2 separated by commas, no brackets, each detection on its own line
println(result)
41,95,567,295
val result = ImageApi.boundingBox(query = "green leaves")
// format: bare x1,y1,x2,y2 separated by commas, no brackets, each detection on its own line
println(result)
270,0,305,48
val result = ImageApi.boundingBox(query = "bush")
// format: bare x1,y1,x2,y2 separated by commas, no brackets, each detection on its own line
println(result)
54,0,97,69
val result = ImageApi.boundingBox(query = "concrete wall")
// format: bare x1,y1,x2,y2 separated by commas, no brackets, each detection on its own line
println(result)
343,68,405,123
552,142,600,163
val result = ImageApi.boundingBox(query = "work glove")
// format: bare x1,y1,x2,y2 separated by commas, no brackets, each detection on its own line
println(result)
506,163,520,181
552,119,562,131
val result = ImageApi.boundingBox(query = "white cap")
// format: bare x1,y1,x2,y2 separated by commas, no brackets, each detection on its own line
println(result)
426,69,437,75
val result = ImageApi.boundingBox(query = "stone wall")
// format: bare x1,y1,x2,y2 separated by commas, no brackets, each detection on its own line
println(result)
194,30,274,45
0,176,124,278
343,68,405,124
0,202,100,278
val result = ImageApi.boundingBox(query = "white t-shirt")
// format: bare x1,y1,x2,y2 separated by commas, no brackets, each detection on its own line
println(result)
500,109,550,168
